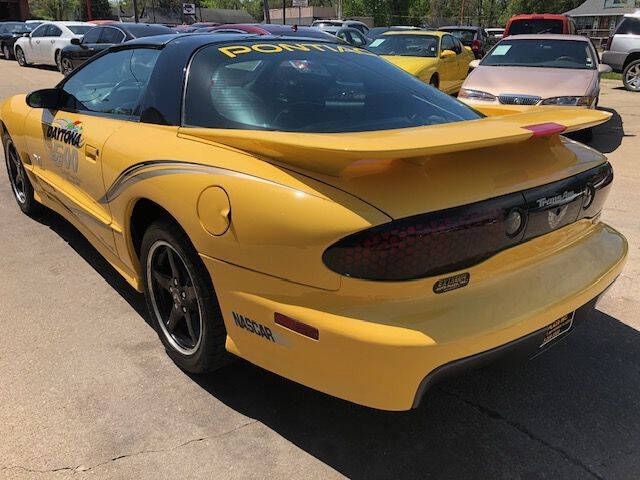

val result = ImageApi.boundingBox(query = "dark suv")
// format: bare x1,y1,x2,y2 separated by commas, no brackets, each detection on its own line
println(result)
602,13,640,92
438,26,487,58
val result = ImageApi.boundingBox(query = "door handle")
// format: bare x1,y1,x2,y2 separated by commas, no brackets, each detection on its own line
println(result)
85,145,99,161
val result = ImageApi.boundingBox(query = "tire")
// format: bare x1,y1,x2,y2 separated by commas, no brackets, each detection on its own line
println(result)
15,46,27,66
55,50,62,72
141,219,230,373
622,59,640,92
429,74,439,90
60,55,74,75
571,127,593,144
2,131,40,215
2,44,13,60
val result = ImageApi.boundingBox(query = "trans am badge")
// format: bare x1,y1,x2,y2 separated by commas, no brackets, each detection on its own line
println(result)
44,118,84,184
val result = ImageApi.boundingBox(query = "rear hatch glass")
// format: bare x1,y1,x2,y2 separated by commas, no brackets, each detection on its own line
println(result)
508,19,564,35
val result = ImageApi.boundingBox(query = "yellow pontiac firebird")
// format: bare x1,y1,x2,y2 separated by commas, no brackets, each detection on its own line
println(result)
367,30,475,93
0,34,627,410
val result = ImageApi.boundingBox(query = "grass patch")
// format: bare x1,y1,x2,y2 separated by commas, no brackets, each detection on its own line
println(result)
602,72,622,81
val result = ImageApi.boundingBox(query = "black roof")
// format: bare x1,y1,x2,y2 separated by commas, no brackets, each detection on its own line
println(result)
125,32,343,48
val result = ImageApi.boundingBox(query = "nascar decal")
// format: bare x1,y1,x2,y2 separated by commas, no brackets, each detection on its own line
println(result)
232,312,279,343
218,43,376,58
45,118,84,148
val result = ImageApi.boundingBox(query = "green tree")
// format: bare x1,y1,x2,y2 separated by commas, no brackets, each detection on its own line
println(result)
80,0,113,20
30,0,80,19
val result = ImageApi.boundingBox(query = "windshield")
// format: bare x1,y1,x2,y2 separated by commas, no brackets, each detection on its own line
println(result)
442,29,475,45
184,42,480,133
481,39,595,70
367,34,439,57
508,19,563,35
68,25,93,35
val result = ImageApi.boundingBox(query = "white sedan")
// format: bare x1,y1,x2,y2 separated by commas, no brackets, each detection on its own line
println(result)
14,21,93,69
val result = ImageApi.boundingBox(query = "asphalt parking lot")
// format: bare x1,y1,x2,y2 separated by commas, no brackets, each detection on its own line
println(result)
0,60,638,480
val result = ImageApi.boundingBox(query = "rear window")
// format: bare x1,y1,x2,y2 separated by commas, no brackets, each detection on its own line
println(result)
507,19,564,35
68,25,93,35
184,42,480,133
442,29,476,44
616,18,640,35
125,24,174,37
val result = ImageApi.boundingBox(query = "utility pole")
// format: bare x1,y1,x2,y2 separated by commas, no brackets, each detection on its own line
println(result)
337,0,342,19
459,0,464,25
263,0,271,23
133,0,139,22
282,0,285,25
86,0,92,20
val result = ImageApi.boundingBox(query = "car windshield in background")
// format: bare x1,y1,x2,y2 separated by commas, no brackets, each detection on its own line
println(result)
367,34,439,57
443,29,475,44
68,25,93,35
508,19,563,35
482,39,595,69
313,21,343,27
184,42,480,133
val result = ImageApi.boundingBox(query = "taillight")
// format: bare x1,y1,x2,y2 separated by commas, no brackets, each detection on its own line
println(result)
472,39,481,51
323,163,613,282
322,193,525,281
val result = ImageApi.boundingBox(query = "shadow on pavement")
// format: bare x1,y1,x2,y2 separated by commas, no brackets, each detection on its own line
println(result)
590,106,631,154
25,181,640,479
193,309,640,479
29,207,148,320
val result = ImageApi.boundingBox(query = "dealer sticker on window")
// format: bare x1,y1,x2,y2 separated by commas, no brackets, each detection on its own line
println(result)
540,312,575,348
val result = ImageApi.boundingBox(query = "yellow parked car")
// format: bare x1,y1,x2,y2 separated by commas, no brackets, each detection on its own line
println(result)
368,30,475,94
1,34,627,411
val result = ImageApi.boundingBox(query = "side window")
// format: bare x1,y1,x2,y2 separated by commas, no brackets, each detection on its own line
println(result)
81,27,102,44
351,30,366,46
46,25,62,37
61,48,160,117
30,25,47,38
100,27,125,44
452,37,463,54
337,30,349,42
441,35,455,53
617,18,640,35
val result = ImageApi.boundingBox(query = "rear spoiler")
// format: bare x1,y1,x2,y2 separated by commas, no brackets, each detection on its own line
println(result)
179,107,611,176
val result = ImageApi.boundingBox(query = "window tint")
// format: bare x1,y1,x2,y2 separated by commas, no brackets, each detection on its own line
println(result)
616,18,640,35
508,19,564,35
46,25,62,37
100,27,125,44
61,48,160,117
443,29,475,45
30,24,48,37
184,42,480,133
452,37,463,54
81,27,102,44
441,35,455,52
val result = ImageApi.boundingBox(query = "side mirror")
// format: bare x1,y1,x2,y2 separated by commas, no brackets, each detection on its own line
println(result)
22,32,30,38
441,49,456,58
598,63,612,74
464,45,472,52
26,88,62,110
70,37,81,45
469,59,481,69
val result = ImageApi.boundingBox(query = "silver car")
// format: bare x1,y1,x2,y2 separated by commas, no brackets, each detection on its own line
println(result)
602,13,640,92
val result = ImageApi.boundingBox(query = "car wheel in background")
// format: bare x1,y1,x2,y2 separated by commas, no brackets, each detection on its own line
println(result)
60,56,74,75
2,44,13,60
55,51,62,72
2,131,40,215
15,47,27,66
623,59,640,92
430,74,439,89
141,219,230,374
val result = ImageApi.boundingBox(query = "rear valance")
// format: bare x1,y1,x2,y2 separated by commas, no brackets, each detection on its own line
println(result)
179,107,611,176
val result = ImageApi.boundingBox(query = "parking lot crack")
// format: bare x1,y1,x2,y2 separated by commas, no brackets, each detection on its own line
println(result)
0,420,258,475
438,387,606,480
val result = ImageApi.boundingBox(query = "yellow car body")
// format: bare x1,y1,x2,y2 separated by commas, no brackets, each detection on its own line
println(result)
0,35,627,411
370,31,475,94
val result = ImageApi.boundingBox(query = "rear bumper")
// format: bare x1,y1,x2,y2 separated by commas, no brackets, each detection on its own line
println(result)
412,293,602,408
202,221,627,411
602,51,627,73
